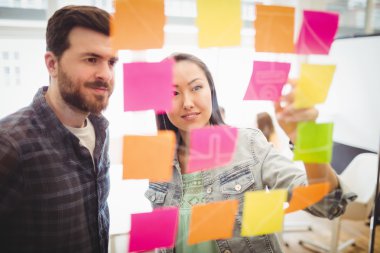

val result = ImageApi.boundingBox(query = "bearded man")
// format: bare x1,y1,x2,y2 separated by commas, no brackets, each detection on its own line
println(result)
0,5,118,253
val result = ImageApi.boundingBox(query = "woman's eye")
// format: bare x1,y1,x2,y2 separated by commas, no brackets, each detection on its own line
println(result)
173,91,179,96
192,85,202,91
109,59,118,67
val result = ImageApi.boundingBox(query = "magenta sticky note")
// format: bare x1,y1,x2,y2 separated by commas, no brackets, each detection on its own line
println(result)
243,61,290,101
296,10,339,55
123,60,173,112
187,126,238,173
128,207,179,252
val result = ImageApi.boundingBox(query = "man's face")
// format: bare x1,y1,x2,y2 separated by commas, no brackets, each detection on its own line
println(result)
56,27,117,114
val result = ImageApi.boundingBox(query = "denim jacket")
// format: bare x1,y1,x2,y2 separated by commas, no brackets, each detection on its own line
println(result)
145,128,356,253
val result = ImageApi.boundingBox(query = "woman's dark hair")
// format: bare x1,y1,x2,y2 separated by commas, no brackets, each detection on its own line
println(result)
256,112,275,141
156,53,225,136
46,5,110,59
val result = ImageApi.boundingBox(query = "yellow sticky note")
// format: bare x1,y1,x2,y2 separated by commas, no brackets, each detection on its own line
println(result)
254,5,295,53
295,64,336,109
196,0,242,47
241,189,286,236
111,0,165,51
123,130,175,182
188,200,238,245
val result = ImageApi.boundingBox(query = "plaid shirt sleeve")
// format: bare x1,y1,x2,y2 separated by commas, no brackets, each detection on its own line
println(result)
0,132,23,217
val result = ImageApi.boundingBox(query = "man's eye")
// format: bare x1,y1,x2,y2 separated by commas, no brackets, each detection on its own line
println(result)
87,58,97,64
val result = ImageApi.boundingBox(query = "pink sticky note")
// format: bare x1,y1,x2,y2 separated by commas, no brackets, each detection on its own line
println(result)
129,207,179,252
243,61,290,101
123,60,173,112
296,10,339,55
187,126,238,173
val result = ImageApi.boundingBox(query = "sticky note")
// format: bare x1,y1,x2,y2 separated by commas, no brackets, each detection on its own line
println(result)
243,61,290,101
123,130,175,182
254,5,295,53
293,122,334,163
196,0,242,47
296,10,339,55
129,207,179,252
294,63,336,109
241,189,287,236
285,182,330,213
123,60,173,112
188,200,238,244
187,126,238,173
111,0,165,51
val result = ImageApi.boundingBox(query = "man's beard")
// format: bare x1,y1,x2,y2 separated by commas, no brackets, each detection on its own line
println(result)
57,68,112,115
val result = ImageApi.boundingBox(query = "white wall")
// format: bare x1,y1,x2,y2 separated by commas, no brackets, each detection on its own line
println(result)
0,38,47,117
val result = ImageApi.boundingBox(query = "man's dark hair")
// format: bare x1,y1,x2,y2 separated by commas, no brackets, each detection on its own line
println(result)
46,5,110,59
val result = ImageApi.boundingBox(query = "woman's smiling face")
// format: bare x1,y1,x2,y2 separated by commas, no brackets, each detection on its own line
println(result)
167,60,212,134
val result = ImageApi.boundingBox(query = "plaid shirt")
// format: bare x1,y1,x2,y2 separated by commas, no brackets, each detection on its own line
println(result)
0,87,110,253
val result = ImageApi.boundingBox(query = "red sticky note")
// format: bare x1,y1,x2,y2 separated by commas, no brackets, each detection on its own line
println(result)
123,60,173,112
296,10,339,55
187,126,238,173
129,207,179,252
243,61,290,101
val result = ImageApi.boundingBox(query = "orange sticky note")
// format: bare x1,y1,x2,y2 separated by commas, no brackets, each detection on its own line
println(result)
111,0,165,51
196,0,242,47
254,5,295,53
285,182,330,213
188,200,238,245
123,130,175,182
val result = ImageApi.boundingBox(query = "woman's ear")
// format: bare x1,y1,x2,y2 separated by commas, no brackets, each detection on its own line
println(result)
44,52,58,78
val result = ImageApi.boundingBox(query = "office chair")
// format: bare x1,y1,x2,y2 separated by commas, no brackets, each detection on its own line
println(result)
299,153,378,253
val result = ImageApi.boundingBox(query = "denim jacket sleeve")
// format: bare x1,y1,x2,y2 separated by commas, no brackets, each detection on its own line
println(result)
247,128,357,219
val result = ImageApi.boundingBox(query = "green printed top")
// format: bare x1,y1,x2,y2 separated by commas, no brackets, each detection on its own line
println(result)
175,172,219,253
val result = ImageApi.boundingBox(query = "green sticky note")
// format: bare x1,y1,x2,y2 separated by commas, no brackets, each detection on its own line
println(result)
293,122,334,163
241,189,286,237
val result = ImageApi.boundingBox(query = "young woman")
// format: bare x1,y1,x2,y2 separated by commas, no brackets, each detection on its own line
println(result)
146,53,355,253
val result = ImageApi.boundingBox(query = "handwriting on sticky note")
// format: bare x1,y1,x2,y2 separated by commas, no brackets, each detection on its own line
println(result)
243,61,291,101
187,126,238,173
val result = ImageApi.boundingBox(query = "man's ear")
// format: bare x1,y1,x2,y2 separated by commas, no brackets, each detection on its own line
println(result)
45,52,58,78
